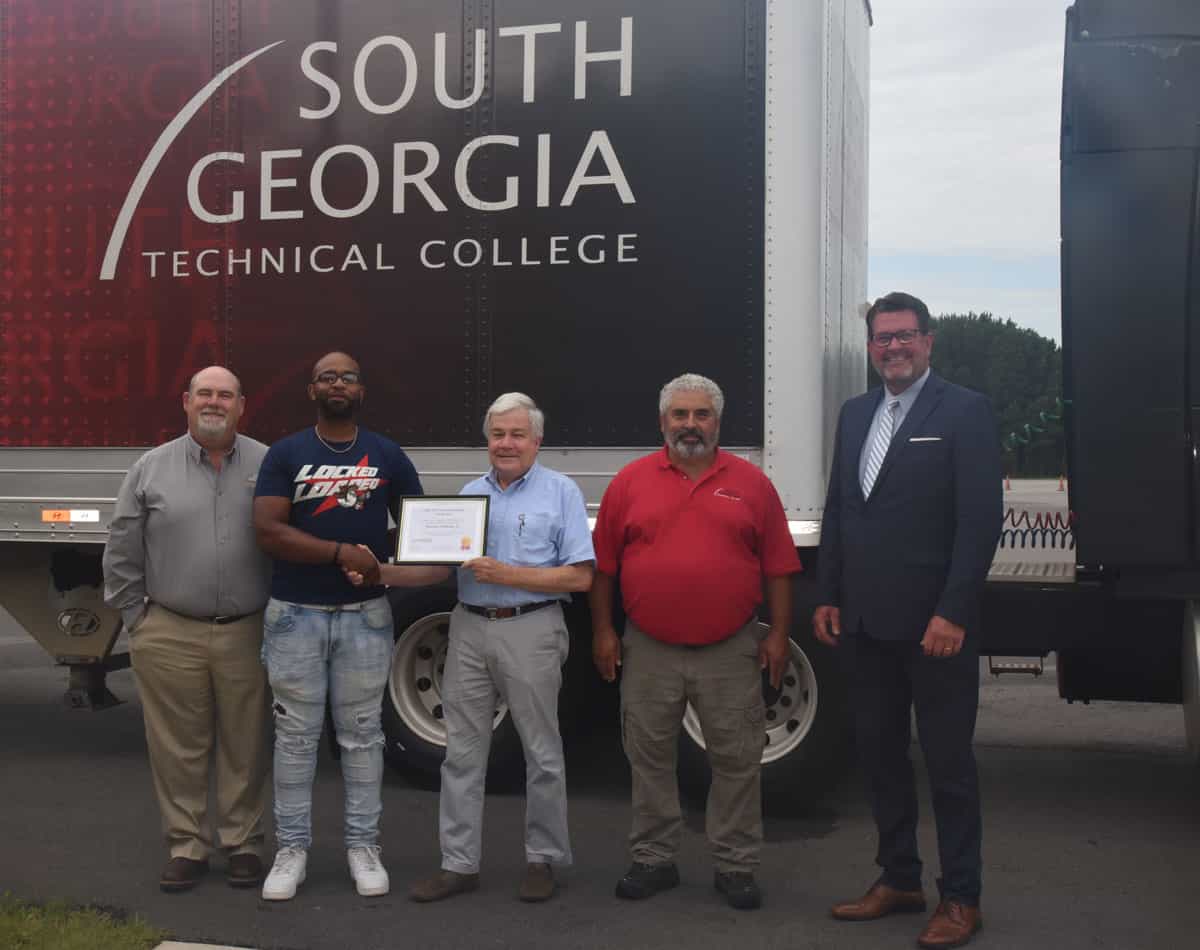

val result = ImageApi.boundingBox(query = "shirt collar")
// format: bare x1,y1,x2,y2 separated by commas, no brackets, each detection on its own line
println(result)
658,444,728,475
485,460,539,491
186,433,238,465
884,367,931,415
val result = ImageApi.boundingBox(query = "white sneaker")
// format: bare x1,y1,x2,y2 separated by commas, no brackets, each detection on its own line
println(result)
261,846,307,901
347,845,390,897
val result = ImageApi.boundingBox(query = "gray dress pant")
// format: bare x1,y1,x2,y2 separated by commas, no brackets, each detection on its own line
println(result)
439,603,571,873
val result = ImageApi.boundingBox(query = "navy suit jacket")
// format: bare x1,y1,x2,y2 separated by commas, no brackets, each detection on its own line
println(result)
817,372,1003,640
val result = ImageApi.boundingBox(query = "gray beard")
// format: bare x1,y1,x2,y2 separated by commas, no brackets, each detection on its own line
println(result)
670,434,715,459
194,415,230,439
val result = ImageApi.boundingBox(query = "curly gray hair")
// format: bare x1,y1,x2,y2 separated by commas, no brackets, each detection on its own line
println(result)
658,373,724,418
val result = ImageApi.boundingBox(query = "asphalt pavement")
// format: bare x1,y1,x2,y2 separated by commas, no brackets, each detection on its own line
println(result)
1,624,1198,950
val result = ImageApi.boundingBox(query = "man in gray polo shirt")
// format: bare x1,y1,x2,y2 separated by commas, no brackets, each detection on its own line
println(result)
103,365,272,893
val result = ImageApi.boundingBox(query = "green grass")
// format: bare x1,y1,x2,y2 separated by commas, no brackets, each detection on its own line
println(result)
0,894,167,950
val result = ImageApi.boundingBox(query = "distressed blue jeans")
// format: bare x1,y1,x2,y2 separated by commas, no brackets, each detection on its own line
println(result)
261,596,393,849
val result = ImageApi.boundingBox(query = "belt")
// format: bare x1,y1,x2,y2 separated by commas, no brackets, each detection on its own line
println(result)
157,604,256,625
208,613,253,625
460,600,558,621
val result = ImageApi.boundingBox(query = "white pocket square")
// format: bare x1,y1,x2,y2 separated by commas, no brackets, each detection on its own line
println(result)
909,436,943,442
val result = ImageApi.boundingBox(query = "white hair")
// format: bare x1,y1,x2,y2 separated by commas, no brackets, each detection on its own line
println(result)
483,392,545,439
658,373,724,418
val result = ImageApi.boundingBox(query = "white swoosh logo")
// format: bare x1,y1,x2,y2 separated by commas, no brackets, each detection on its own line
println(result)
100,40,284,281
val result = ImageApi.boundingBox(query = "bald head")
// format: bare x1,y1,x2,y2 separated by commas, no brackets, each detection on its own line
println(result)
309,351,365,422
188,365,242,397
183,365,245,449
312,351,360,380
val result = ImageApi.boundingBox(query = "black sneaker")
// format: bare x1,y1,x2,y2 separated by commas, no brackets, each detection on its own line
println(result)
714,870,762,910
614,861,681,900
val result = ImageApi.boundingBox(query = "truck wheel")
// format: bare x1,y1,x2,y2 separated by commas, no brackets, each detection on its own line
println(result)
382,589,524,787
678,621,851,813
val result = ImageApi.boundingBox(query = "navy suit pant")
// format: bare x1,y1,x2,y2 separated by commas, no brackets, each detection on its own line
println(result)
840,631,982,904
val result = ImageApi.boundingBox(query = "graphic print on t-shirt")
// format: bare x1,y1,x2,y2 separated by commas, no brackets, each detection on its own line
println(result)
291,454,388,514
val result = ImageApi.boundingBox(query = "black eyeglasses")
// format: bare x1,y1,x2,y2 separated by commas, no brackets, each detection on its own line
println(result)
869,329,923,347
312,371,362,385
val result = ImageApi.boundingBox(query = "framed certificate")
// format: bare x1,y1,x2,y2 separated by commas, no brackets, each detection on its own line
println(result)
395,495,489,564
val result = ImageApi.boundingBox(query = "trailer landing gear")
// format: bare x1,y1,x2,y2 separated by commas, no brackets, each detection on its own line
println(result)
61,654,129,711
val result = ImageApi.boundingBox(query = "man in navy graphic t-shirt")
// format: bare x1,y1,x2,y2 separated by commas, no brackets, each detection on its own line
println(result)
253,351,422,901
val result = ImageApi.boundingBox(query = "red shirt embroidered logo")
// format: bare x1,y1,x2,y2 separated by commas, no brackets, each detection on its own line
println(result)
292,455,388,514
713,488,743,501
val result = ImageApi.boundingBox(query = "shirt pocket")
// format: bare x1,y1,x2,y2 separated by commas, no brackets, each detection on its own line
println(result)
513,510,556,565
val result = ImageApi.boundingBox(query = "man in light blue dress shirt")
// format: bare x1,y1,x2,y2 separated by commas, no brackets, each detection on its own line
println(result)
408,392,595,905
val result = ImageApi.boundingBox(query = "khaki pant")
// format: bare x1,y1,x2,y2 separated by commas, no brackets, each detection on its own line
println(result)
440,603,571,873
619,620,765,872
130,604,269,861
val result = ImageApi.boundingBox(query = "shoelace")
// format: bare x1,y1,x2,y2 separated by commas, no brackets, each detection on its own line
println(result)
350,846,382,871
273,848,303,872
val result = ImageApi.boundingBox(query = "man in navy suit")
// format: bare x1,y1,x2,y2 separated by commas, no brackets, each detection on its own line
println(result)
814,292,1002,950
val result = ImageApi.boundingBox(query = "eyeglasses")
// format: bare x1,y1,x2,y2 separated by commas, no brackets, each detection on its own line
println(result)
312,371,362,385
869,329,923,347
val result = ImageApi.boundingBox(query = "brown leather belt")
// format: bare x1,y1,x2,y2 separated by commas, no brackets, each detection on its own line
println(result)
460,600,558,621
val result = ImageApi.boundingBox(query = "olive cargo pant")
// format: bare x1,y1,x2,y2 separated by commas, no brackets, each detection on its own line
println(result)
619,619,765,872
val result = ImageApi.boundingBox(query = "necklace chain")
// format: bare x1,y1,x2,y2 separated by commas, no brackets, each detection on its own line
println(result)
314,425,359,454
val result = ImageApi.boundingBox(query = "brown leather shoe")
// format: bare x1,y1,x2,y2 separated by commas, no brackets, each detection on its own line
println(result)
226,852,264,888
409,869,480,903
159,856,208,893
518,862,556,902
917,900,983,949
830,882,927,921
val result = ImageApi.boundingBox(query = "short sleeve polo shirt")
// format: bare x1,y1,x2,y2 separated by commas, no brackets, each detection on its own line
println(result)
592,447,802,645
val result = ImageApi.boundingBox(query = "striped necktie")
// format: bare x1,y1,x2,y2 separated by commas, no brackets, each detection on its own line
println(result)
862,398,899,497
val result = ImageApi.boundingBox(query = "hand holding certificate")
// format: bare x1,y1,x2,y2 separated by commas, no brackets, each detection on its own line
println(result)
395,496,490,565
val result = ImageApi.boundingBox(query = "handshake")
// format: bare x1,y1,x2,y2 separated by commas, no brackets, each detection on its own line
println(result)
337,543,383,587
338,544,499,588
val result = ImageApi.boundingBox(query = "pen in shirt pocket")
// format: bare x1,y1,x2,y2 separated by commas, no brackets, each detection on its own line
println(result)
519,513,526,536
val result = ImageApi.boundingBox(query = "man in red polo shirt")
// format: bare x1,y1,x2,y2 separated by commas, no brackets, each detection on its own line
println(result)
590,373,802,911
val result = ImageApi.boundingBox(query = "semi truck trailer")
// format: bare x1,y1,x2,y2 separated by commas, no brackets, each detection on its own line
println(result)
0,0,874,805
9,0,1189,806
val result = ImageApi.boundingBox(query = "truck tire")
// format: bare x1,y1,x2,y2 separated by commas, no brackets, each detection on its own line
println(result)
382,588,524,788
677,620,852,814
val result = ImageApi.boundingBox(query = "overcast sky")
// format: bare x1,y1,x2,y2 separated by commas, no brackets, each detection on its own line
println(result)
868,0,1074,342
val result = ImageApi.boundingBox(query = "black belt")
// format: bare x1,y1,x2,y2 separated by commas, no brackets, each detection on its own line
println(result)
208,613,253,625
460,600,558,621
156,604,255,625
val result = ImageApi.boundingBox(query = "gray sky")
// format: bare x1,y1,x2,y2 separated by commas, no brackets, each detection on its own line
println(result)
868,0,1074,342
